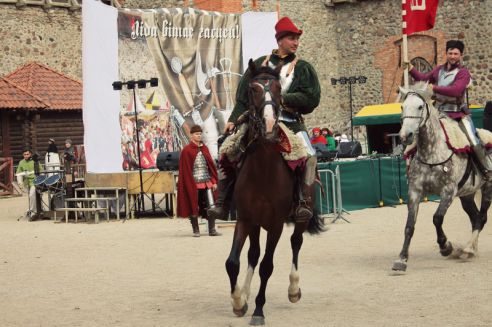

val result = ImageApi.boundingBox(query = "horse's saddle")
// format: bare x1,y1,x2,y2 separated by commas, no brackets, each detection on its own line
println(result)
219,121,308,170
404,118,492,158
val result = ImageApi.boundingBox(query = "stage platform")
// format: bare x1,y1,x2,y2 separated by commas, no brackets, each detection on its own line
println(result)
85,170,177,218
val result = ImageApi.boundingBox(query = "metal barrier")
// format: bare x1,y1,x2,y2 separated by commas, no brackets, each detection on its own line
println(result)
318,166,350,223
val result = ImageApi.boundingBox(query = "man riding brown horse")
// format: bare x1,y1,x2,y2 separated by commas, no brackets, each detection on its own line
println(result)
207,16,321,223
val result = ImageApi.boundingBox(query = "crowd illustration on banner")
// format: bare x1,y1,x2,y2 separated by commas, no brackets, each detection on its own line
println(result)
120,91,182,170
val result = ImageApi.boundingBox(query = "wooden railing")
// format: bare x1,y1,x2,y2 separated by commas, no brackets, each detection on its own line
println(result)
0,157,15,196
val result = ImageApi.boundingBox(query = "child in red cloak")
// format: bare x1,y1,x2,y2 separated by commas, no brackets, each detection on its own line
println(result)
177,125,220,237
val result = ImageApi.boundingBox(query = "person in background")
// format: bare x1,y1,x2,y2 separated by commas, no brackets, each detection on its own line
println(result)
16,149,39,219
63,139,76,164
339,134,350,143
321,128,336,151
177,125,221,237
45,138,60,172
310,127,327,145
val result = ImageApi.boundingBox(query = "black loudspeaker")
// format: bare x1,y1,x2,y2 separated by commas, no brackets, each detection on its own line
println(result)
483,101,492,132
156,151,180,171
337,141,362,158
316,150,337,162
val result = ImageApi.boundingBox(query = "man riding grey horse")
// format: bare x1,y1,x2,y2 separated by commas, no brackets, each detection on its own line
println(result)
407,39,492,180
207,16,321,222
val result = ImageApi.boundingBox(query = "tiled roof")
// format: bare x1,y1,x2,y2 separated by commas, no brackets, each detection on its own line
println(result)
4,62,82,110
0,77,47,110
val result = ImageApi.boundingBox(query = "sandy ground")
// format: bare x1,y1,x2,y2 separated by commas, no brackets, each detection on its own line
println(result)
0,195,491,327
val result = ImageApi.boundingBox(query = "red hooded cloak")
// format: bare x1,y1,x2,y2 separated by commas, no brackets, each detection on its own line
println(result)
177,142,218,218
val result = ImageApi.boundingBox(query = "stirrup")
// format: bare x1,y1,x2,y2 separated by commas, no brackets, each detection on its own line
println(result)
294,204,312,222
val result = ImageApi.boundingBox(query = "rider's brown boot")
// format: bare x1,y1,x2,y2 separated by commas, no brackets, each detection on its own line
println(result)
295,183,313,222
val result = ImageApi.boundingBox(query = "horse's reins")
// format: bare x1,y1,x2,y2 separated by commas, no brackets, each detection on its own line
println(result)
402,92,455,167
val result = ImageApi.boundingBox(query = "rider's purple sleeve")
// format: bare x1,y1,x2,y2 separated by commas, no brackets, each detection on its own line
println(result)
409,65,440,84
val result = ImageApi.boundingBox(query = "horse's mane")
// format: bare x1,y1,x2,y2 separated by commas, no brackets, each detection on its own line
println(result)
400,81,433,102
250,65,280,79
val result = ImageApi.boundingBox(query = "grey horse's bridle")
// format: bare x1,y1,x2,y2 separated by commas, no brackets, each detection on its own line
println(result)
402,91,455,167
400,92,430,128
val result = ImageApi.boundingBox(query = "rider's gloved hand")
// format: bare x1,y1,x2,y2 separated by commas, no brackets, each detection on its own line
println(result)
426,83,434,94
403,61,413,71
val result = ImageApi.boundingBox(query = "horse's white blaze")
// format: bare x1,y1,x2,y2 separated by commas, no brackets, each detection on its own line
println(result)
288,264,300,295
231,285,244,310
264,92,275,134
241,265,255,301
400,96,425,143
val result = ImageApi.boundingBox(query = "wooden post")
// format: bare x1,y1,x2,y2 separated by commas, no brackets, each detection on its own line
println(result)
402,0,409,88
276,0,280,19
1,112,11,158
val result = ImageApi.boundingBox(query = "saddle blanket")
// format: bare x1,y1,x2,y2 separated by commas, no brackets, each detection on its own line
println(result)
404,118,492,158
219,122,308,170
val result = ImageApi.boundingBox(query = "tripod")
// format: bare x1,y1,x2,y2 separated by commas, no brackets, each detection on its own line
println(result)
129,87,168,218
18,185,35,221
113,78,168,218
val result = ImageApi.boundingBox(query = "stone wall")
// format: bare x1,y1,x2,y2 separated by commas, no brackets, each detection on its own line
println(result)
1,0,490,134
0,4,82,81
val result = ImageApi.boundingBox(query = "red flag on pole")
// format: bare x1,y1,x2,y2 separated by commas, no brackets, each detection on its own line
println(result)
402,0,439,35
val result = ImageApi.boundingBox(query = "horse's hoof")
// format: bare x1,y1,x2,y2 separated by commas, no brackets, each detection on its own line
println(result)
233,302,248,317
249,315,265,326
440,242,453,257
288,288,302,303
392,260,407,272
459,248,475,260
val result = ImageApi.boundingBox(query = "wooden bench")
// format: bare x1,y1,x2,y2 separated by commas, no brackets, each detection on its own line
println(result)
75,187,127,220
65,197,116,222
54,207,109,224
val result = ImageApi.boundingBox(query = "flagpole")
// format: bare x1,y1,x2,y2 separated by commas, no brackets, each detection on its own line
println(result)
402,0,409,89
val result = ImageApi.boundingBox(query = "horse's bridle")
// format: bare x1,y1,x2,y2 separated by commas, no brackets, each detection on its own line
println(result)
400,92,430,128
250,76,279,110
248,75,280,138
402,91,455,167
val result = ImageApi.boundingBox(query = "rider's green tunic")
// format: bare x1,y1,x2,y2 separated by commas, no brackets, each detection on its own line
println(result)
228,52,321,134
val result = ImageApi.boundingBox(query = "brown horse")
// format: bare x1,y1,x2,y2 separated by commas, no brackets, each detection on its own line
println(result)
225,60,325,326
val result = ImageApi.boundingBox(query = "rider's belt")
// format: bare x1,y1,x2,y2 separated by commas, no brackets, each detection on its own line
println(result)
436,102,460,113
279,107,300,122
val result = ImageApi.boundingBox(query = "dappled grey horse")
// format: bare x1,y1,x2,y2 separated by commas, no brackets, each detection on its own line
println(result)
393,82,492,272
